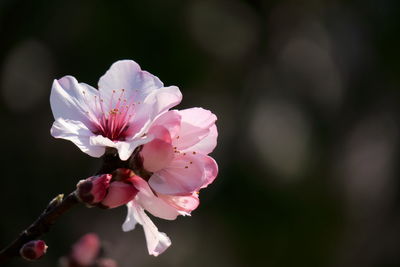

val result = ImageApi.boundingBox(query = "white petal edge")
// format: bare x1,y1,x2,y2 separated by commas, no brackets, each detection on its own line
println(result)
122,201,137,232
123,201,171,256
97,60,164,112
152,86,183,116
136,86,182,125
51,118,105,157
89,135,153,161
98,60,163,92
132,176,180,220
50,76,99,128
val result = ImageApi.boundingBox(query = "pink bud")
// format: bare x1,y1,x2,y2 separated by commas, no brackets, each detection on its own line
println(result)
101,180,138,209
71,233,100,266
20,240,47,261
76,174,112,205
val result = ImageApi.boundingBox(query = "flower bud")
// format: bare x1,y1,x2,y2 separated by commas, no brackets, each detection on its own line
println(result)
20,240,47,261
101,181,138,209
76,174,112,205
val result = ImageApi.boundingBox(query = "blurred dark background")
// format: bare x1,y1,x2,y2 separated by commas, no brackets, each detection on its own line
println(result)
1,0,400,266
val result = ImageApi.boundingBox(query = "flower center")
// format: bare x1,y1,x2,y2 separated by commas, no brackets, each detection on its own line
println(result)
82,89,136,141
97,108,131,140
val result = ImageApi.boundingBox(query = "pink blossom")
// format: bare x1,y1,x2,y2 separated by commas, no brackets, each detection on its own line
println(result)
122,108,218,256
143,108,218,197
50,60,182,160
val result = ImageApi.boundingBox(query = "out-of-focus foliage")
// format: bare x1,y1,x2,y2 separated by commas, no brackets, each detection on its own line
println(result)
0,0,400,266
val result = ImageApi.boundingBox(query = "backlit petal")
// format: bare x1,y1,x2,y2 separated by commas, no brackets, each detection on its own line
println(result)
101,181,138,209
131,176,180,220
50,76,99,131
173,108,217,150
122,201,137,232
148,154,218,195
185,124,218,154
159,193,200,214
150,110,181,138
51,118,105,157
142,139,174,172
127,201,171,256
98,60,163,112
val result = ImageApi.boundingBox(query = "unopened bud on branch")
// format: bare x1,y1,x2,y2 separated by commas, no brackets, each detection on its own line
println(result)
20,240,47,261
76,174,112,206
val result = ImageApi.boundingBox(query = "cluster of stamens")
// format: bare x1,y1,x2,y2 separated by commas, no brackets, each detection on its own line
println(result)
82,88,139,141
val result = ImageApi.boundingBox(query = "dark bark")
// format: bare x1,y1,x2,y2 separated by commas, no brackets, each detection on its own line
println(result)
0,145,151,264
0,193,79,264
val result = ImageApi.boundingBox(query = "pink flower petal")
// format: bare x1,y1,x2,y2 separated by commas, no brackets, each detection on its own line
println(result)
151,86,182,116
98,60,181,121
101,181,138,209
141,138,174,173
123,201,171,256
150,110,182,138
122,201,137,232
173,108,217,151
185,124,218,154
147,125,172,142
116,137,152,161
98,60,163,111
51,118,105,157
149,154,218,195
201,155,219,189
89,135,152,161
130,86,182,136
50,76,99,130
159,193,200,214
130,176,180,220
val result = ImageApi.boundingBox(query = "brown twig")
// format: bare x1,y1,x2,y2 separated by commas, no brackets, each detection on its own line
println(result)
0,147,150,265
0,147,148,264
0,192,79,264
